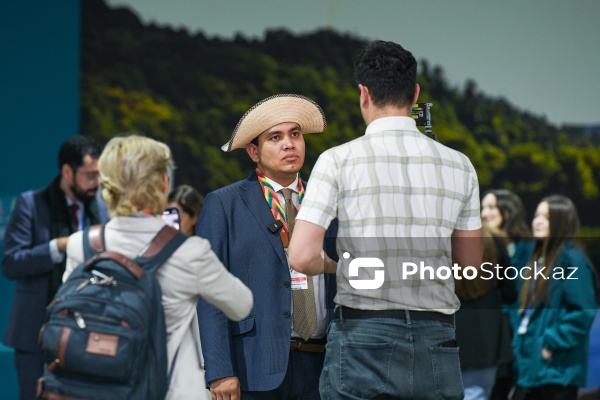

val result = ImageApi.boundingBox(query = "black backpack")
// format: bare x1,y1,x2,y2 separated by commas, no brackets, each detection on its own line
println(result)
38,224,187,400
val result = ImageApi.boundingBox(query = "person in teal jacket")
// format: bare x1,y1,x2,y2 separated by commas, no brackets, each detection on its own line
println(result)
512,195,597,400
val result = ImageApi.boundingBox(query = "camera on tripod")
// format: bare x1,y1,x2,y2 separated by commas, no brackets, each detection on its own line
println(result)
411,103,438,141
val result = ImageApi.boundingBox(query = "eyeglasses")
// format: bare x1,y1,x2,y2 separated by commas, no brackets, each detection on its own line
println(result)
78,171,101,184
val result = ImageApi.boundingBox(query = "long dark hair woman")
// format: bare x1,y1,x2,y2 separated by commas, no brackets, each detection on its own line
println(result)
481,189,531,400
512,195,597,400
480,189,531,259
167,184,204,235
455,225,516,400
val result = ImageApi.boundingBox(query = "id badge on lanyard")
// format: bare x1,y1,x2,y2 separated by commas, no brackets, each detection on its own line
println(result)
517,313,530,335
290,269,309,290
518,262,541,335
283,235,308,291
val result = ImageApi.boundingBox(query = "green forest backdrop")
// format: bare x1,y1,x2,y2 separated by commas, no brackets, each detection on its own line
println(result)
82,0,600,234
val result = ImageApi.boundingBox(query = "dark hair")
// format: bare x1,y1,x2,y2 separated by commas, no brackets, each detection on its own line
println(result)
58,135,103,172
168,185,204,217
354,40,417,109
455,225,509,301
484,189,531,239
520,195,582,308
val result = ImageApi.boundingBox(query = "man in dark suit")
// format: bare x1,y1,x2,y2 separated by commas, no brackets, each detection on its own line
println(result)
197,94,337,400
2,135,107,400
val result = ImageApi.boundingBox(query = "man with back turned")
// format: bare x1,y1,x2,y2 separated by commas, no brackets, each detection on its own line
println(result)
289,41,483,400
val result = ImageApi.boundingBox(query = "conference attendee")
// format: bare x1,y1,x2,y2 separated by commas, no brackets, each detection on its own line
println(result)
480,188,532,400
166,183,208,400
197,94,337,399
512,195,596,400
63,134,253,400
480,188,532,260
167,184,204,235
1,135,107,400
455,225,516,400
288,41,483,400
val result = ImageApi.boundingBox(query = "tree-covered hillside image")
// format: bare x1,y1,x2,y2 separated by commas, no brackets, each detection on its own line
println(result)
81,0,600,234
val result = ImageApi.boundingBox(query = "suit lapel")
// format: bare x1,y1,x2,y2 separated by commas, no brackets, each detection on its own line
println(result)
238,173,288,267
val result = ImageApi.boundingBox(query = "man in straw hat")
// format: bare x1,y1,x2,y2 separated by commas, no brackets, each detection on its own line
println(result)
197,94,338,400
288,41,483,399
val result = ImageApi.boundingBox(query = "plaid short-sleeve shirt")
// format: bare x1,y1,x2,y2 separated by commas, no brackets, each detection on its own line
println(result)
296,116,481,313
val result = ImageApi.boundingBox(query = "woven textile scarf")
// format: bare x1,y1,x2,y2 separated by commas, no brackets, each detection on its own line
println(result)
134,205,162,218
256,168,304,234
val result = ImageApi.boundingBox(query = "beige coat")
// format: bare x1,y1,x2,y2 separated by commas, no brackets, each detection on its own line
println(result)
64,217,253,400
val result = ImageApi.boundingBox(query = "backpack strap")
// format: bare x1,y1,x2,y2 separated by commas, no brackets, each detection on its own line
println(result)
81,226,186,280
84,251,144,280
82,224,143,280
135,226,188,274
82,224,105,260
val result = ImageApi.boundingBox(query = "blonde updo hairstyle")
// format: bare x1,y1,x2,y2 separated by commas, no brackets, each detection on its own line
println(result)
99,135,173,217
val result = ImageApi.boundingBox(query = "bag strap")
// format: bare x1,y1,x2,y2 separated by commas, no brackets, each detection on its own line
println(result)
82,226,187,280
134,226,189,274
82,224,105,260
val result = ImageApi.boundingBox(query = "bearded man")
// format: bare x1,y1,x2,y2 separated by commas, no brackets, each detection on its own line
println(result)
2,135,107,400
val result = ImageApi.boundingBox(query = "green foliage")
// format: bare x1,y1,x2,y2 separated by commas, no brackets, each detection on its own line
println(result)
556,145,600,199
501,143,559,193
82,0,600,226
202,146,246,189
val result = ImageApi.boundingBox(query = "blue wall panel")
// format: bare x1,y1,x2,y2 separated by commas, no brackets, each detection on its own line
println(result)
0,1,80,398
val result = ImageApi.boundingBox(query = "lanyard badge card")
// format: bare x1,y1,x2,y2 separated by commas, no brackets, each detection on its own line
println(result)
517,313,530,335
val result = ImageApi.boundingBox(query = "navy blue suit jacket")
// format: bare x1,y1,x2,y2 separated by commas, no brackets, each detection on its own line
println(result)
2,184,107,352
197,173,337,391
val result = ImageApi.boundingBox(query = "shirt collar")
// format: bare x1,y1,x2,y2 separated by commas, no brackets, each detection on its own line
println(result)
365,116,420,135
65,195,84,210
264,176,298,194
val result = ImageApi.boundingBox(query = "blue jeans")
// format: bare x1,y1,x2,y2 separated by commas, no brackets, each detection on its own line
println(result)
462,367,498,400
320,315,464,400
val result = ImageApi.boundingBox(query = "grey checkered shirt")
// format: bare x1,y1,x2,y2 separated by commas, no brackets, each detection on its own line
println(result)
297,116,481,313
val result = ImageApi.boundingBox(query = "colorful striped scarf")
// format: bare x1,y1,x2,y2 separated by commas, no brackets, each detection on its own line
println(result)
256,168,304,233
134,205,162,218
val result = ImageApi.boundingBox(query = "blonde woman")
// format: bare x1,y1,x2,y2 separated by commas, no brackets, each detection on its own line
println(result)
63,135,253,400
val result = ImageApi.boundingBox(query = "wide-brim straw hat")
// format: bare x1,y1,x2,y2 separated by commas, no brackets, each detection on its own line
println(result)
221,94,327,152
